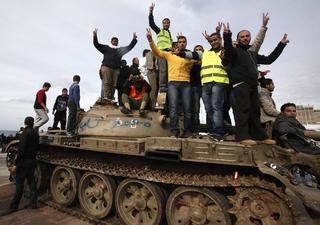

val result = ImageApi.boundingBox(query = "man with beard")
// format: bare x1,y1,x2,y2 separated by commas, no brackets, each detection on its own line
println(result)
223,23,289,145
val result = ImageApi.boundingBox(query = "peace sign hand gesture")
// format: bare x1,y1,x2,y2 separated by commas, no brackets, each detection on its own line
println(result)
223,22,230,33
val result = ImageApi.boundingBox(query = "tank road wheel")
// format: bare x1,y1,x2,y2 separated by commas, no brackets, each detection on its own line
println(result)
78,172,116,219
6,144,18,181
115,179,165,225
231,188,293,225
50,166,80,206
166,187,231,225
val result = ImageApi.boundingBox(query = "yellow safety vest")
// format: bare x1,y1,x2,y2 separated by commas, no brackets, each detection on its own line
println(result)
200,50,229,85
157,29,172,50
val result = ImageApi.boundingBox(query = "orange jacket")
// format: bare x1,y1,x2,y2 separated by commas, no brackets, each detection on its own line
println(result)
129,85,145,100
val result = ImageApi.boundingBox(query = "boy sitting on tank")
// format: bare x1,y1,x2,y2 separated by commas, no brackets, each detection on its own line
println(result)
273,102,320,155
120,74,151,116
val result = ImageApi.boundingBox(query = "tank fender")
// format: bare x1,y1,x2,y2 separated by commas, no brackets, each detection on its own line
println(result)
257,162,320,213
3,140,20,153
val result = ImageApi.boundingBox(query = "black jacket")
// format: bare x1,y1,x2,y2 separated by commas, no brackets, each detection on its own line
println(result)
273,114,320,155
117,65,131,89
53,95,68,113
93,36,137,69
16,126,39,165
223,32,286,86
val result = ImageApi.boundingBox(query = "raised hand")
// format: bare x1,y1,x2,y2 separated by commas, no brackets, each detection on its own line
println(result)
281,33,289,44
202,30,211,41
93,28,98,36
219,49,225,60
223,22,230,33
149,3,155,12
262,13,269,27
133,32,137,39
216,21,222,33
176,32,183,38
146,28,153,41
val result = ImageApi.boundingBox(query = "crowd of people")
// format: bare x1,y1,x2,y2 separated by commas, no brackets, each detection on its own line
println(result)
33,75,81,136
25,4,320,151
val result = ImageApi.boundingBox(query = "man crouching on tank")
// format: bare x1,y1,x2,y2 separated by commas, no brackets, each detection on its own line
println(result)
0,117,39,216
120,74,151,116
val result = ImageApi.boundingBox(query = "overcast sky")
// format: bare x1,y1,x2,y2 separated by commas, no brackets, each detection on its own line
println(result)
0,0,319,130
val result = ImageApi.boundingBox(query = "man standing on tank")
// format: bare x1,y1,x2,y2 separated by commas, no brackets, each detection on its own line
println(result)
52,88,68,130
34,82,51,132
67,75,80,136
1,117,39,216
93,29,137,101
223,23,289,145
148,3,173,93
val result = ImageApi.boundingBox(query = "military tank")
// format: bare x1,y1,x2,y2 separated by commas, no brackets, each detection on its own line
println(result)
4,99,320,225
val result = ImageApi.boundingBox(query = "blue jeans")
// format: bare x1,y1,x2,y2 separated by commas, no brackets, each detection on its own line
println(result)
202,82,226,138
168,82,191,134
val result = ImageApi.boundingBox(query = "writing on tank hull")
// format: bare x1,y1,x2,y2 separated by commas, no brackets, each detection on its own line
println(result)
79,117,151,132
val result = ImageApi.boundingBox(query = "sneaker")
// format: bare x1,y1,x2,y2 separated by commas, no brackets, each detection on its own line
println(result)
139,109,145,116
66,132,75,137
261,139,276,145
208,134,223,142
240,139,257,146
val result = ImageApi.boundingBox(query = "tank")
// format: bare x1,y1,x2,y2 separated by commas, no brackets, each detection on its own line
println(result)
4,99,320,225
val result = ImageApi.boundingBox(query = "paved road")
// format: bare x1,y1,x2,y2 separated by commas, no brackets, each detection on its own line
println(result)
0,153,10,187
0,183,90,225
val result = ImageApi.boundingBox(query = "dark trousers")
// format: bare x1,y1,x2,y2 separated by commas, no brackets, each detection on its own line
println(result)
191,86,201,133
157,56,168,90
231,83,268,141
52,111,66,130
67,101,77,134
10,160,37,210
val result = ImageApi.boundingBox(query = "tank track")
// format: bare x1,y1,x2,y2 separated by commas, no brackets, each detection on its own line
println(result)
37,150,301,224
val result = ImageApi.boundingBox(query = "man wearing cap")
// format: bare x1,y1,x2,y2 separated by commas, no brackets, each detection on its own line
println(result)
1,117,39,215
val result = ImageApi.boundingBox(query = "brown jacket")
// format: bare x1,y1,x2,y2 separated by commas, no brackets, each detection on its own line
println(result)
259,88,280,123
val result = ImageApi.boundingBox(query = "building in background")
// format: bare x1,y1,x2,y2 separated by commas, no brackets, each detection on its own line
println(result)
296,105,320,127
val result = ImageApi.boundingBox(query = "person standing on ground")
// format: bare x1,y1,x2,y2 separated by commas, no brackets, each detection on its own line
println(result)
149,3,173,93
52,88,68,130
67,75,80,136
93,29,137,101
34,82,51,132
1,117,39,216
